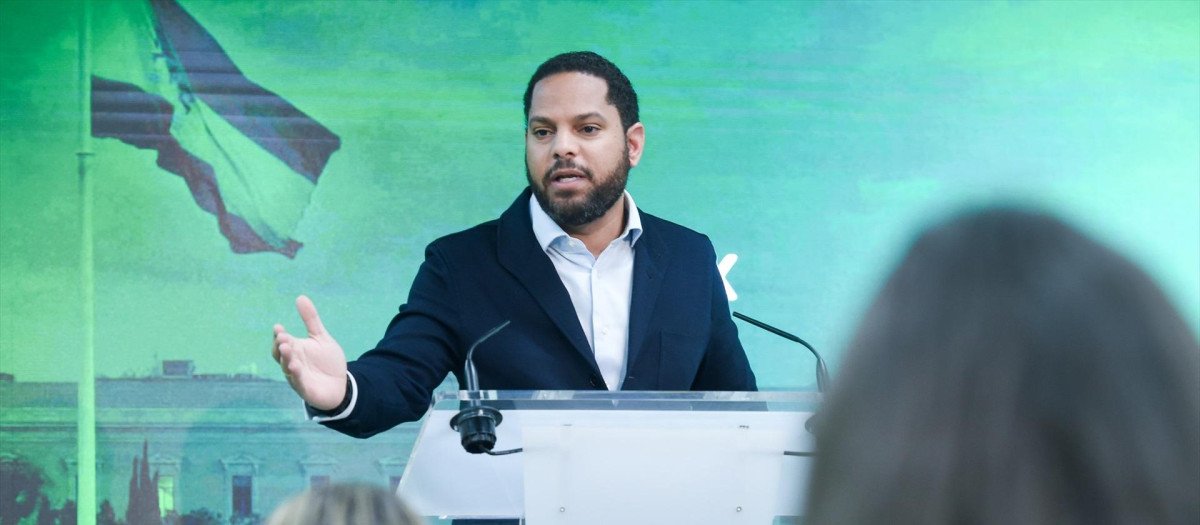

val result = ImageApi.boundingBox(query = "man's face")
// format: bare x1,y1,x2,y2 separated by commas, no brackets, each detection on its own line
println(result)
525,72,644,228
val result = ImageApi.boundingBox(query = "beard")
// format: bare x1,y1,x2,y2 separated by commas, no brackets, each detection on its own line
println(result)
527,147,631,228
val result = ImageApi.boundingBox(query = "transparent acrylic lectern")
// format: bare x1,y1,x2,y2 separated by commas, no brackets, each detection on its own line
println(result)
397,390,819,524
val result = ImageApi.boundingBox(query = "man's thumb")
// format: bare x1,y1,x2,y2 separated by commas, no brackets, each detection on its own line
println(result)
295,295,327,337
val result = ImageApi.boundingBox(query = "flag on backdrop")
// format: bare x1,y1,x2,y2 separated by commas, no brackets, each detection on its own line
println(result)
90,0,341,258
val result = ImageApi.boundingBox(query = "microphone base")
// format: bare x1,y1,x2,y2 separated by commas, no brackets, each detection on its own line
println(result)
449,405,503,454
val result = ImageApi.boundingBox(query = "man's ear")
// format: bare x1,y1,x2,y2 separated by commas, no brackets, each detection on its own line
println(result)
626,122,645,168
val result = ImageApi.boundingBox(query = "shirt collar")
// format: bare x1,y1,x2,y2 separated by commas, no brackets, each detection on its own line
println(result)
529,190,644,252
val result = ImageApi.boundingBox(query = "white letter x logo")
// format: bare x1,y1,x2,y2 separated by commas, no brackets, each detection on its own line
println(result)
718,253,738,301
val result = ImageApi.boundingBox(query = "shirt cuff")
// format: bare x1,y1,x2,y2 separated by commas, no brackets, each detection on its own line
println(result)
305,372,358,422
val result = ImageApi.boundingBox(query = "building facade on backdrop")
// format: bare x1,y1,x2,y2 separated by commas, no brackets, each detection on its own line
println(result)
0,361,426,521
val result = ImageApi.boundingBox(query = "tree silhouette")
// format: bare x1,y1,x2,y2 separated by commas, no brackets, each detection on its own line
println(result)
97,500,121,525
125,440,161,525
178,508,222,525
0,455,44,525
59,500,77,525
35,495,56,525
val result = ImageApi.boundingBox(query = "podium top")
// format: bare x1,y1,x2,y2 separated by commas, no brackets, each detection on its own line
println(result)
403,390,822,521
430,389,821,412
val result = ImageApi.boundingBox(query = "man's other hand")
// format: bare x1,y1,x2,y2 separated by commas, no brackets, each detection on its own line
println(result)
271,295,348,411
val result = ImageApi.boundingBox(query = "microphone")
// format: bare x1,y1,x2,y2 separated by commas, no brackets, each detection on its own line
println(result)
449,320,511,454
732,311,830,393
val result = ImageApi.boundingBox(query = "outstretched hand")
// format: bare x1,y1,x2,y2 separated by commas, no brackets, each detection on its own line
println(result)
271,295,348,411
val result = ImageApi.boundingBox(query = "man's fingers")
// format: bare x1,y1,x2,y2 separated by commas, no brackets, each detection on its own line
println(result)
271,325,286,363
273,329,289,355
295,295,328,337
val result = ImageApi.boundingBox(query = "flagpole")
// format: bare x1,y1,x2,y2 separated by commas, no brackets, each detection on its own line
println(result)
77,0,97,523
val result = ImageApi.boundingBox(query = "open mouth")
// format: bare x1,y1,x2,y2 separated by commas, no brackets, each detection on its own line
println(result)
548,168,589,186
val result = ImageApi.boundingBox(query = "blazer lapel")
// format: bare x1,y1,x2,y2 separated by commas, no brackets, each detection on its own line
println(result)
496,189,599,373
625,216,669,371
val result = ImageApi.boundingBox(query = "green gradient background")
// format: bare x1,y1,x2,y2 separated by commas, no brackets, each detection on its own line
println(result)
2,0,1198,391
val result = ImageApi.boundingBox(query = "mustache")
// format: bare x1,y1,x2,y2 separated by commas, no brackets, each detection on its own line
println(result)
543,160,593,183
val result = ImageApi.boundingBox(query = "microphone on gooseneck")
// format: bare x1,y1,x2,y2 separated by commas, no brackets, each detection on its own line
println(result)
732,311,831,394
450,320,522,455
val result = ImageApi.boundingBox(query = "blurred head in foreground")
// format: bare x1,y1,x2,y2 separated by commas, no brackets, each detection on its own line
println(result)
805,207,1199,525
265,483,424,525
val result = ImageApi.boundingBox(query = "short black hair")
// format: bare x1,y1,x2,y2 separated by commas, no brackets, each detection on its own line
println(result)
523,51,639,131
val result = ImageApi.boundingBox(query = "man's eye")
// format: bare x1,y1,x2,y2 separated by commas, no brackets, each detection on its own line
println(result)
532,129,551,138
581,125,599,134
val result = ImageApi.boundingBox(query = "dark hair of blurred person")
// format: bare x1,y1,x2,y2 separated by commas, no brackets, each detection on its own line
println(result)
804,207,1200,525
265,483,424,525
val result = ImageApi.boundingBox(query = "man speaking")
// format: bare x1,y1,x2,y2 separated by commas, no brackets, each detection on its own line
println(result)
272,52,756,438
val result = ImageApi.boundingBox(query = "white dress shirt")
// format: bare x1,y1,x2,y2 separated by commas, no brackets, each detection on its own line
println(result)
530,192,643,390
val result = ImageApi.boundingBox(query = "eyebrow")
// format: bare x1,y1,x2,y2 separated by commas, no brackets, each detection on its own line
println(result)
528,112,610,127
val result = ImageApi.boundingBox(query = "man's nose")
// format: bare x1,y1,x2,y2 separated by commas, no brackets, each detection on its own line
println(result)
552,133,578,159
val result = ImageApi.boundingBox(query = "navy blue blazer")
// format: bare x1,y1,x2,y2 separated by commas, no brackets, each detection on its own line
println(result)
325,189,756,438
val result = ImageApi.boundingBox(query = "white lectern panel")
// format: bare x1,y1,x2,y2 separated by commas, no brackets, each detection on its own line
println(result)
398,390,818,523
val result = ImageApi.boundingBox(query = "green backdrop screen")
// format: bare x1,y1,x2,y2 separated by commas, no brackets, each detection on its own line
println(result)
2,0,1197,520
